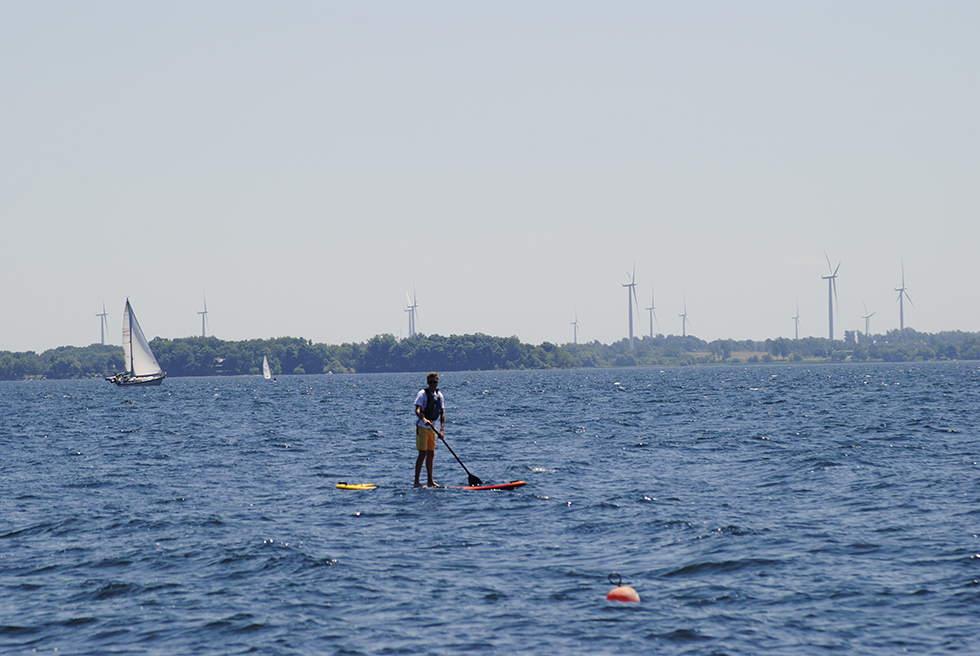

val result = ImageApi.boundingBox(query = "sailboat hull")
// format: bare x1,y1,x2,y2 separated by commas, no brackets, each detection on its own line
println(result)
106,373,166,386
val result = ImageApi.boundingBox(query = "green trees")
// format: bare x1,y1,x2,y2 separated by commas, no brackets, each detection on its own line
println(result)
0,351,45,379
0,344,124,381
148,336,352,377
357,333,566,372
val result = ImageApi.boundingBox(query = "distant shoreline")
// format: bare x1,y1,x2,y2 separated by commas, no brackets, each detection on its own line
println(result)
3,328,978,381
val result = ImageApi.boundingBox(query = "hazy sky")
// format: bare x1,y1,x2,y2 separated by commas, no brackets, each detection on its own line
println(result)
2,2,978,353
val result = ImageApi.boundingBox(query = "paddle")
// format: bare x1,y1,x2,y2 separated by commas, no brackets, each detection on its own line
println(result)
440,436,482,486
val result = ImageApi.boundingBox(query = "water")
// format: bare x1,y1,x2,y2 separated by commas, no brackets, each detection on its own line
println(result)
1,363,978,654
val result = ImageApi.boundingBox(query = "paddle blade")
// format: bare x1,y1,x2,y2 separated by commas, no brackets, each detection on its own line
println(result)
468,473,483,486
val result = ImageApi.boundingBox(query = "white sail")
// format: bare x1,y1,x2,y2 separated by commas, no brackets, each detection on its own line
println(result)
124,299,163,377
121,301,134,375
263,356,272,380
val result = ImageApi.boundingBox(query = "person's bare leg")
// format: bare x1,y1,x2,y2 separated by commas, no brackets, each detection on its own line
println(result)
414,451,426,487
425,450,437,487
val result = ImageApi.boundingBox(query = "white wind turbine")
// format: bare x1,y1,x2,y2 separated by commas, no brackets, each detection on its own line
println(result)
822,252,841,340
405,290,419,338
792,300,801,340
679,294,690,338
570,310,579,345
198,295,210,337
97,301,109,345
623,265,639,350
862,301,876,338
895,259,914,331
646,289,658,338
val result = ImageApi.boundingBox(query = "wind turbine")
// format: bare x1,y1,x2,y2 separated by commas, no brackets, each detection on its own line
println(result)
895,259,914,331
623,265,639,350
198,295,209,338
822,252,840,340
96,301,109,345
862,301,876,338
792,300,801,340
405,290,419,338
646,289,658,338
570,310,579,345
679,294,690,338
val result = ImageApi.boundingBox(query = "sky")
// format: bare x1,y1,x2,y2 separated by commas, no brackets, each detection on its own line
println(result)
2,1,978,353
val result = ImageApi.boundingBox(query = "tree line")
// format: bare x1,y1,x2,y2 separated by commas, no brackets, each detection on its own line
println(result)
2,328,979,381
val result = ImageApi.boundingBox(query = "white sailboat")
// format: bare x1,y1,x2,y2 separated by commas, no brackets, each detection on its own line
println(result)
262,356,272,380
106,298,166,386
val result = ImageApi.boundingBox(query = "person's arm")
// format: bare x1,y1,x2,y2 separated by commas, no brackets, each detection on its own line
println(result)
417,397,437,429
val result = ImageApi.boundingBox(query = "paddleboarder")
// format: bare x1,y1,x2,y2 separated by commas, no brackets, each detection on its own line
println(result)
414,372,445,487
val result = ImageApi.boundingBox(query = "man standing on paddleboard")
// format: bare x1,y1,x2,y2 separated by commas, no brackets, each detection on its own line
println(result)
414,372,446,487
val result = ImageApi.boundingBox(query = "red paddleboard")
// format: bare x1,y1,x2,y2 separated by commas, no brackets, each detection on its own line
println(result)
459,480,526,491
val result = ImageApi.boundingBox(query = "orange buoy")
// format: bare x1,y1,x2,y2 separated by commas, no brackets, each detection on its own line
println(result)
606,585,641,603
605,572,640,602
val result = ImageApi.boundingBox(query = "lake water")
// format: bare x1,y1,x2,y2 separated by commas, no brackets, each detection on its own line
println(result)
1,363,978,654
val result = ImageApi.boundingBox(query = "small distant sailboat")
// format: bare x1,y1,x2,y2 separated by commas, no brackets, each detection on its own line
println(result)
106,298,166,386
262,356,272,380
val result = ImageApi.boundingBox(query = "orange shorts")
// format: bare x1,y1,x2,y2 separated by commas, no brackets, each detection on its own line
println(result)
416,426,437,451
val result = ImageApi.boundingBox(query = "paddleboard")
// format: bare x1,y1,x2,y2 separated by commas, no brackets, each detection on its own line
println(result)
339,480,527,491
459,480,526,491
336,482,377,490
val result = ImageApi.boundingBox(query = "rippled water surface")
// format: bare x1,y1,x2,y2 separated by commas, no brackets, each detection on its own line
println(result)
2,363,978,654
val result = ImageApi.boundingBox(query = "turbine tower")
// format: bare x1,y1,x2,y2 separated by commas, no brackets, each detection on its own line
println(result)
792,300,801,340
862,301,876,338
646,289,658,338
96,301,109,345
822,252,840,340
198,295,209,338
623,264,639,350
895,259,913,331
679,295,690,338
405,290,419,338
570,310,579,345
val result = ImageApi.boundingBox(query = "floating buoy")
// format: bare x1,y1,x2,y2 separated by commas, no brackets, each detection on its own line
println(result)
606,572,640,603
607,586,640,602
